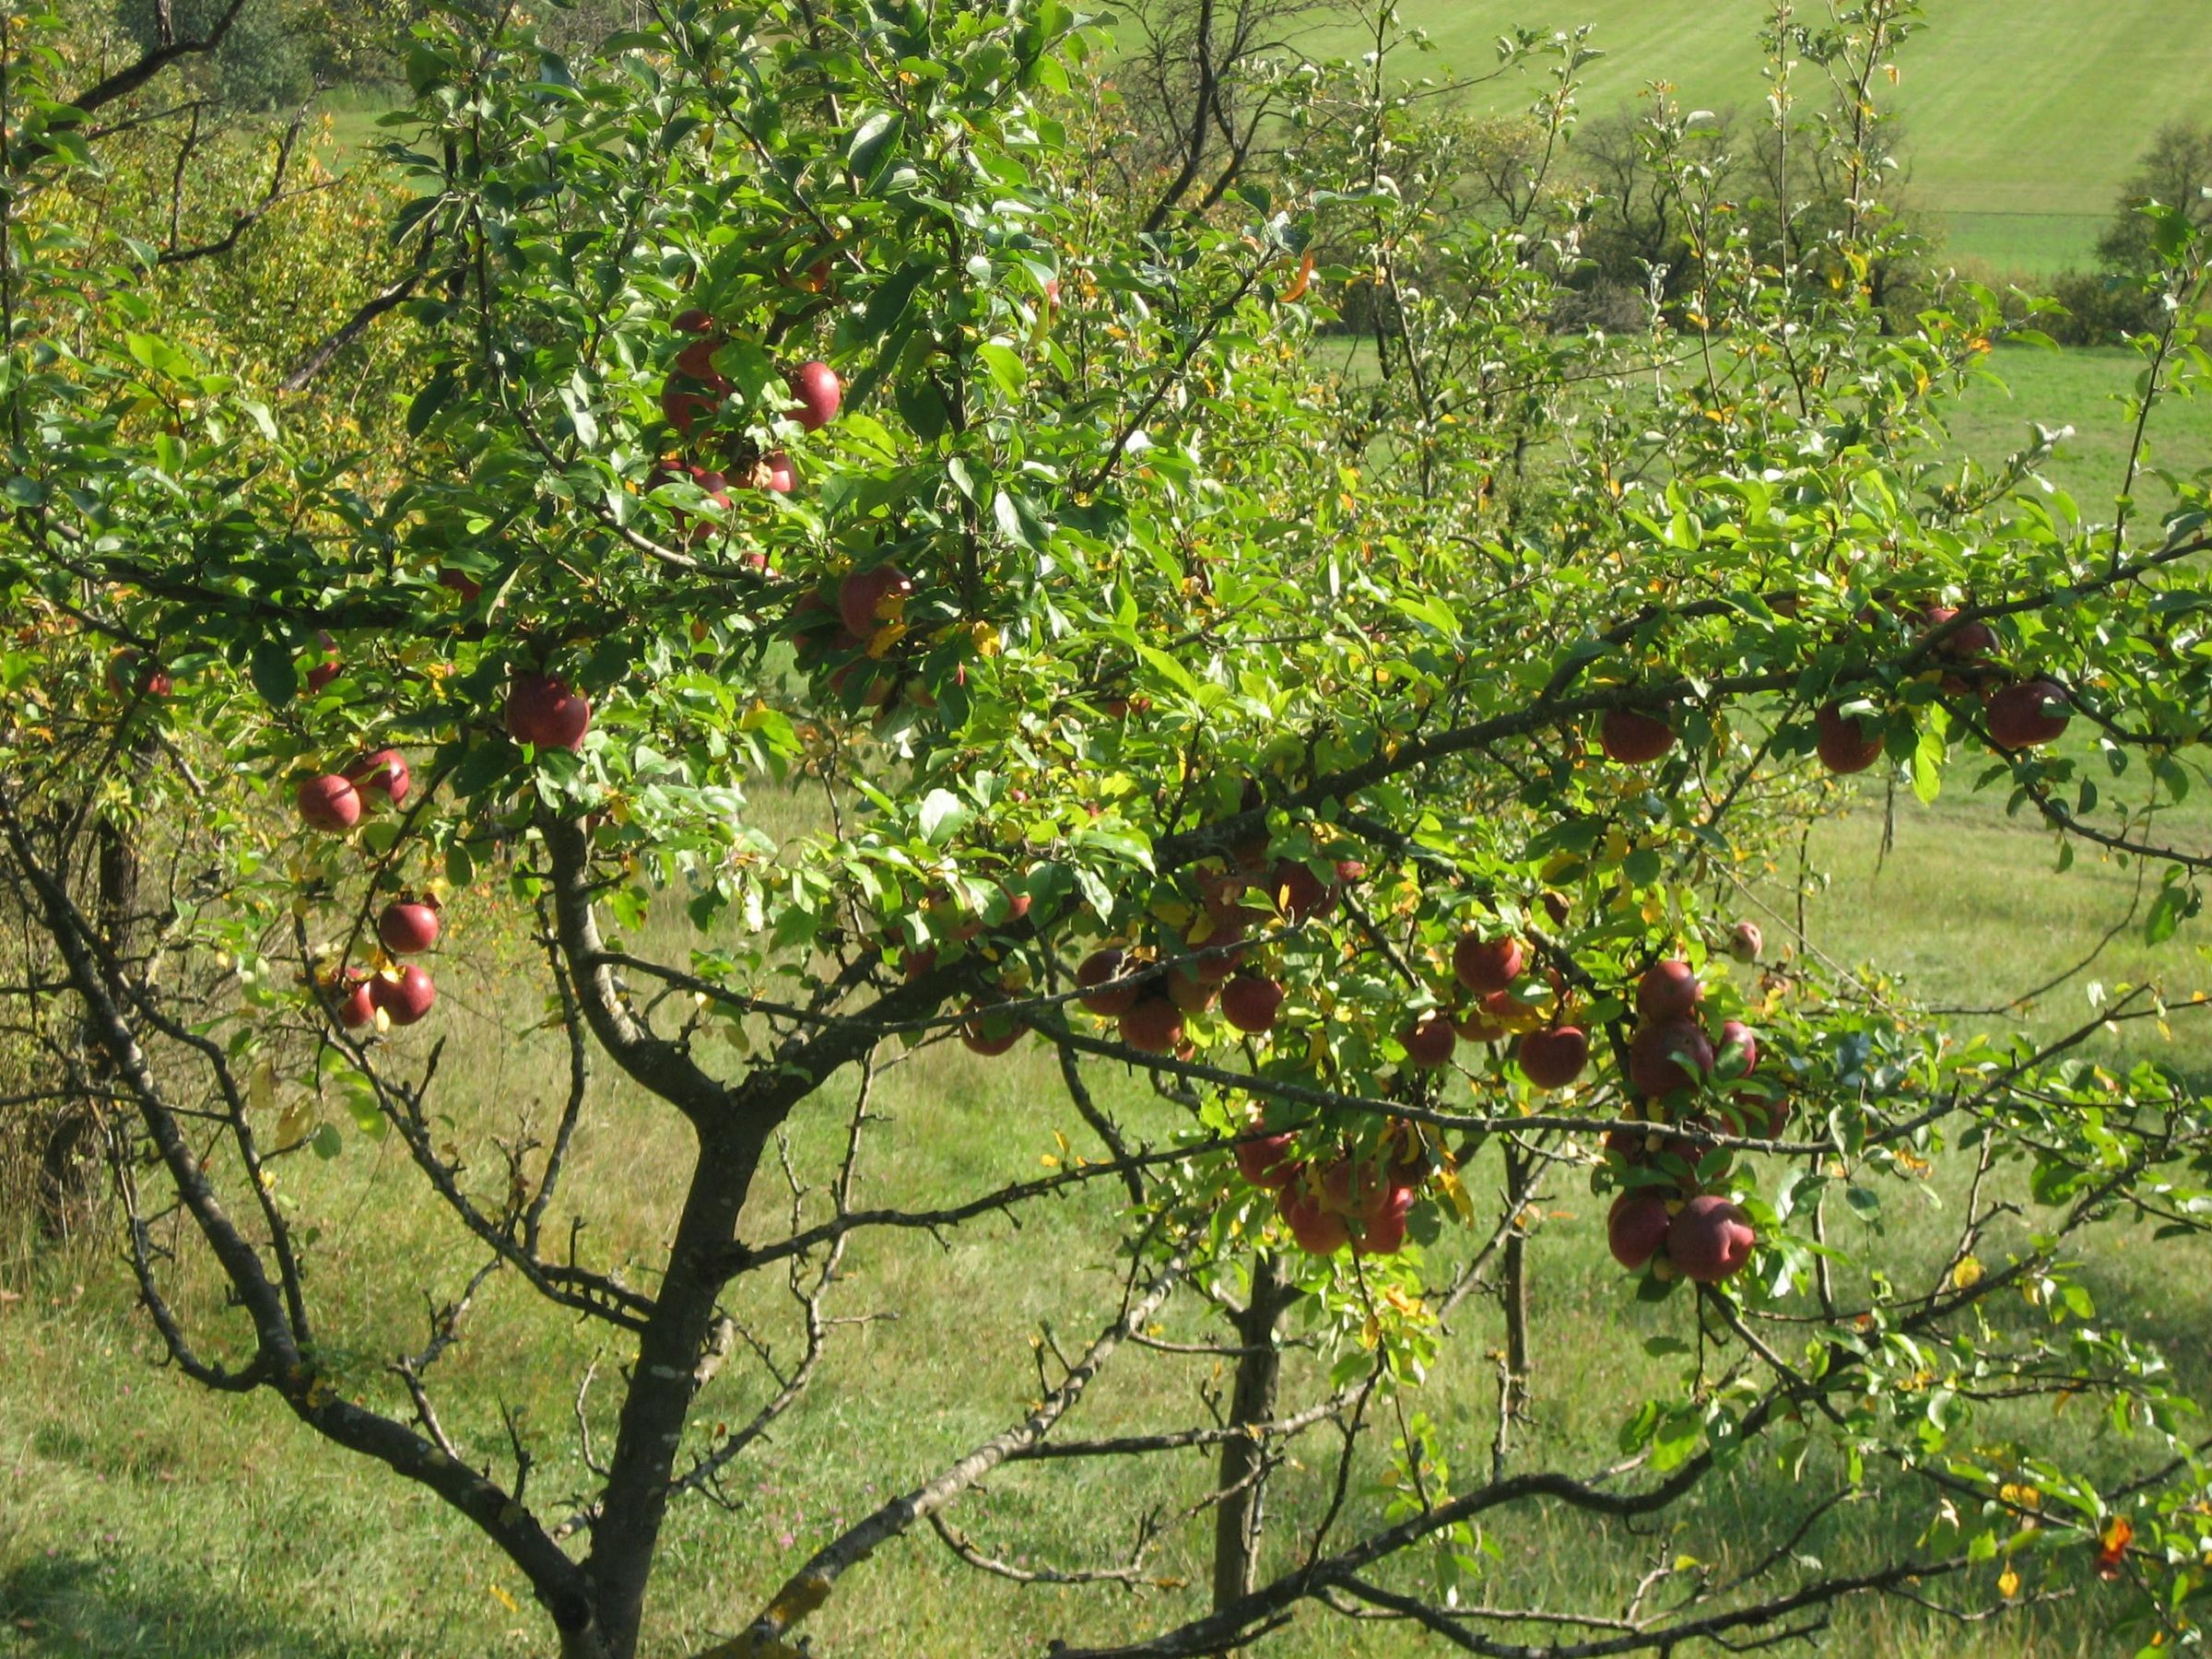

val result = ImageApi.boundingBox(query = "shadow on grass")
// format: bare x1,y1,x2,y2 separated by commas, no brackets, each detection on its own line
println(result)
0,1553,396,1659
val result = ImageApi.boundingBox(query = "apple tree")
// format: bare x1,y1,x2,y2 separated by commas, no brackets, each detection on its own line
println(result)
6,2,2212,1656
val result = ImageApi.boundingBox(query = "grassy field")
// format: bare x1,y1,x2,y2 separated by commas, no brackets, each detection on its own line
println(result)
1334,0,2212,276
5,708,2212,1659
1940,343,2212,505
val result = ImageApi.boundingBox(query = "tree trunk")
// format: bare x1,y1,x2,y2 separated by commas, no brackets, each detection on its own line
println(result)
39,755,148,1237
1500,1143,1530,1418
1211,1249,1294,1613
583,1124,765,1657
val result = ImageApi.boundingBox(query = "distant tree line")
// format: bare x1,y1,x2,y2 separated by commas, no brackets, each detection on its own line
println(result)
2040,121,2212,345
107,0,657,111
112,0,2208,355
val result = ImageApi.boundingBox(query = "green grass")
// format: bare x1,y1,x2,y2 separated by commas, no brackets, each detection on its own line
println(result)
6,758,2212,1656
1335,0,2212,276
1937,344,2212,504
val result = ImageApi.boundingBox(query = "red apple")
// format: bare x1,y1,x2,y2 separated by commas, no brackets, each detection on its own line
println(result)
1985,678,2069,751
1118,996,1184,1054
1600,707,1677,764
959,1003,1023,1056
1726,921,1762,964
1517,1026,1589,1089
303,629,341,693
1453,1006,1509,1043
1607,1191,1673,1270
106,649,171,700
343,748,411,807
1629,1017,1713,1098
1924,605,1995,659
661,376,725,436
297,773,361,833
437,568,483,601
1267,858,1334,924
371,965,436,1027
1320,1158,1389,1222
1667,1194,1755,1283
838,564,912,641
1383,1128,1429,1188
1636,959,1702,1021
651,460,733,545
763,451,796,493
1352,1185,1417,1256
1453,933,1523,995
1167,961,1219,1014
1814,700,1884,774
1712,1018,1759,1077
378,900,441,956
787,360,841,430
506,673,592,752
671,309,719,379
1077,947,1141,1017
1190,935,1246,982
826,659,896,707
1220,973,1285,1034
1279,1188,1349,1256
333,972,376,1030
1400,1010,1456,1070
676,335,722,379
1234,1131,1299,1190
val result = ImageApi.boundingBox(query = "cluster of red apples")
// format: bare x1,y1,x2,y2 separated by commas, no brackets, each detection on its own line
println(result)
1067,848,1363,1059
789,559,927,712
294,747,441,1030
1234,1122,1426,1258
652,307,841,543
1600,957,1768,1286
292,665,598,1032
1593,605,2071,776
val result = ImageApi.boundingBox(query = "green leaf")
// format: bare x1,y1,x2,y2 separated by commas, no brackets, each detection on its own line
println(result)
919,788,971,846
862,263,932,337
2146,881,2190,946
846,110,904,178
1135,642,1202,700
1912,727,1943,805
251,639,299,706
976,341,1028,398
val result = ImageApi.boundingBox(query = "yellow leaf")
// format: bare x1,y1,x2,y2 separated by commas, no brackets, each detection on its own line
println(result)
1951,1256,1983,1290
275,1095,315,1151
1997,1567,2019,1599
249,1061,276,1116
488,1583,518,1613
1437,1163,1476,1223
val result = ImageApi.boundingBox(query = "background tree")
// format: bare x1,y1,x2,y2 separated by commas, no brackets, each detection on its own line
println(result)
7,5,2212,1659
2098,120,2212,275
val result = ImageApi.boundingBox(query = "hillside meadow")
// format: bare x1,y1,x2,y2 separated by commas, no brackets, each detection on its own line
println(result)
5,759,2207,1658
1330,0,2212,274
